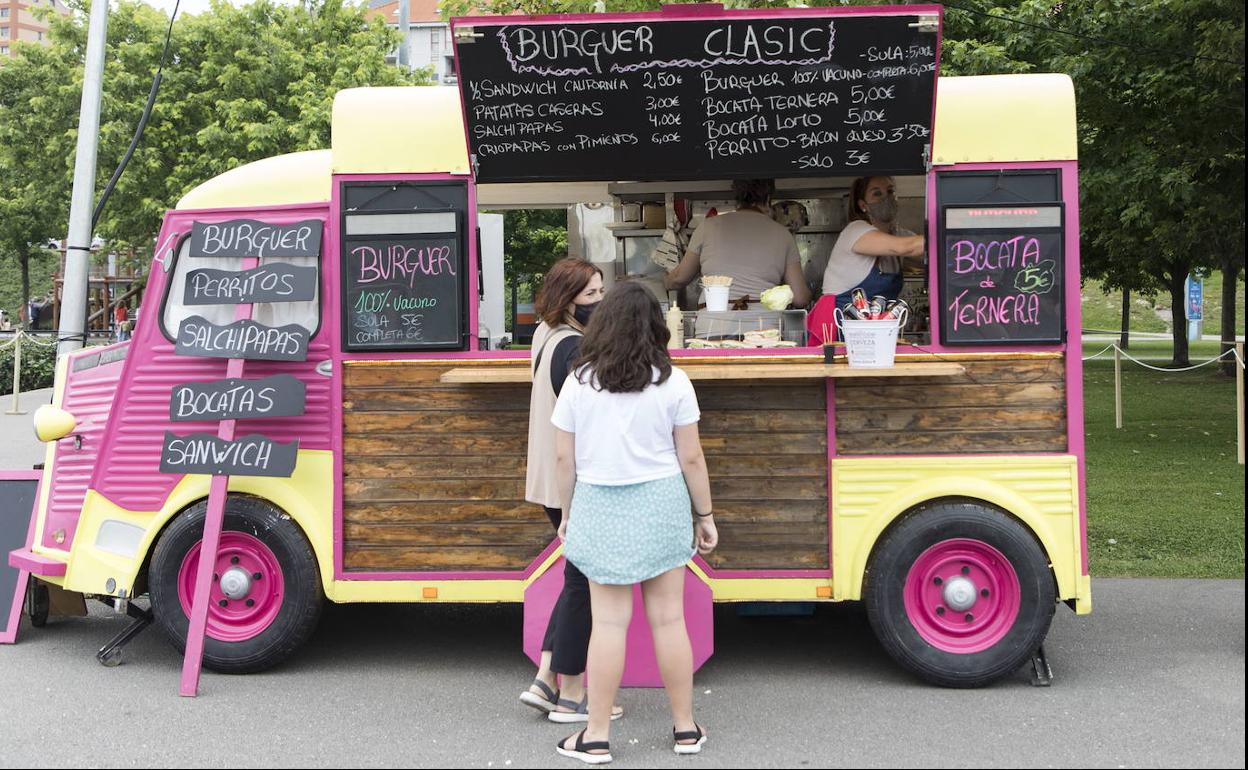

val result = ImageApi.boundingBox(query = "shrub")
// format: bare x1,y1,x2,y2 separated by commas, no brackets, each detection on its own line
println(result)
0,336,59,395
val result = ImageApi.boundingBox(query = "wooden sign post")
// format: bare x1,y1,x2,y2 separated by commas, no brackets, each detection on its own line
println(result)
172,218,318,697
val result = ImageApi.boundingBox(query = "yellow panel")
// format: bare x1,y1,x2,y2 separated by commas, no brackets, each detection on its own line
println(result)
176,150,332,210
831,455,1088,609
331,87,471,175
933,74,1077,165
63,451,335,596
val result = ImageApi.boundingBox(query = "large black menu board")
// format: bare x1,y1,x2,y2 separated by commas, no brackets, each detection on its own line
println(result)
342,235,465,350
939,204,1065,345
453,9,939,182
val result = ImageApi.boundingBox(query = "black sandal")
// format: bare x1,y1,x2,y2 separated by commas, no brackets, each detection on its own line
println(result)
673,723,707,755
519,678,559,713
556,729,612,764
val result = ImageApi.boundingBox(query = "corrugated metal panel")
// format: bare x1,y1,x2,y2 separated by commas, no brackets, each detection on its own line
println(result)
42,357,123,551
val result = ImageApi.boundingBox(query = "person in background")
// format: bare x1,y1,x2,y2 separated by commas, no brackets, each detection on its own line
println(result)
663,179,811,309
551,282,717,763
520,258,625,725
114,302,130,342
820,176,925,312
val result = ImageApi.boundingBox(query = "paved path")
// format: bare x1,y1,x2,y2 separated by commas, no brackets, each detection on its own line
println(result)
0,579,1242,768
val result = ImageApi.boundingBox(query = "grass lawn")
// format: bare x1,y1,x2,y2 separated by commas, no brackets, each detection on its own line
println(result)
1080,274,1246,337
1081,340,1245,578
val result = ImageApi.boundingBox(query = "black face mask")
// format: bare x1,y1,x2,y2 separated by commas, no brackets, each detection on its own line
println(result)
573,301,600,326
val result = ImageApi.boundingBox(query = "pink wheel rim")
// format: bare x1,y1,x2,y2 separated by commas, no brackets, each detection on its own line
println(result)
177,532,285,643
902,538,1020,654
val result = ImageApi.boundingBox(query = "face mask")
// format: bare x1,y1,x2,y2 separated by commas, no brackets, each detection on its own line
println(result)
573,301,600,326
866,196,899,224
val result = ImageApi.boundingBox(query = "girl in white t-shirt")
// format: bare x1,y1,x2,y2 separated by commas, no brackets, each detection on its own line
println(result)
550,282,717,763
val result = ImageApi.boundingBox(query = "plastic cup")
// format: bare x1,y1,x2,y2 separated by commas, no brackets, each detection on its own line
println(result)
705,285,730,312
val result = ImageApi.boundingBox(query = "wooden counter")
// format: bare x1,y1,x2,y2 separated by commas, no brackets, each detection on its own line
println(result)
440,359,965,384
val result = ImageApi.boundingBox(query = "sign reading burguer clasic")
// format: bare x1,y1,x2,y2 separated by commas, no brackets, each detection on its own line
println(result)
190,219,322,259
169,374,307,422
184,263,319,306
452,11,939,182
160,432,299,477
939,204,1065,345
175,316,310,361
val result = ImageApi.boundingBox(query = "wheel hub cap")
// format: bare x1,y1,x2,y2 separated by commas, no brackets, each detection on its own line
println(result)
219,567,252,600
942,576,977,611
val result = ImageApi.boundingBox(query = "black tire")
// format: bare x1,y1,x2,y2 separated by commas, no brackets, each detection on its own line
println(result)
148,495,322,674
864,500,1056,688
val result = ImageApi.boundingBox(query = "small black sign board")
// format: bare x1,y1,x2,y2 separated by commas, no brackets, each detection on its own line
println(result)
184,263,319,306
938,204,1065,345
1,474,39,644
170,374,307,422
160,432,299,478
175,316,310,362
190,219,322,259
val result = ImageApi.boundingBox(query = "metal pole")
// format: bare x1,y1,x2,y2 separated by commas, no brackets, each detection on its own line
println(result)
1114,345,1123,429
7,332,25,415
1237,342,1244,466
56,0,109,358
397,0,409,69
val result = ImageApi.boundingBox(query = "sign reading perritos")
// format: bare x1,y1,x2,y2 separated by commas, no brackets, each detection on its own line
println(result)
938,204,1066,346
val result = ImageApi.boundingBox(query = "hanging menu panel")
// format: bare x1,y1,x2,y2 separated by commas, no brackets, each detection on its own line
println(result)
342,234,465,351
939,204,1065,345
453,11,939,182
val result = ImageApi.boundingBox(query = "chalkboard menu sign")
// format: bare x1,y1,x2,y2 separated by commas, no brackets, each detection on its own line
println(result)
939,204,1065,345
342,234,465,351
161,432,299,477
452,10,939,182
190,219,322,259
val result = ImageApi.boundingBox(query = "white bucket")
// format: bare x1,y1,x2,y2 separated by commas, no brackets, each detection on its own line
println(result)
835,308,906,368
704,285,730,312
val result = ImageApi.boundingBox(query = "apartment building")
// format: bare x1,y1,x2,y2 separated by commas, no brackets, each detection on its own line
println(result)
1,0,72,58
368,0,456,84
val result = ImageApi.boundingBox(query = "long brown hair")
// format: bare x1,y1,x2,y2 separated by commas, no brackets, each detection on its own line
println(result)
535,258,603,327
847,175,894,223
574,282,671,393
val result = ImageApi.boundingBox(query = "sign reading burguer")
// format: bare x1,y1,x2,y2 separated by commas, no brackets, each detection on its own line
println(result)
170,374,307,422
452,10,939,182
184,263,319,306
939,204,1065,345
190,219,322,259
176,316,310,361
160,432,299,477
342,235,464,351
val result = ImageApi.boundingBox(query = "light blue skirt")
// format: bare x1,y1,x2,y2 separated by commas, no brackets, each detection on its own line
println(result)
564,473,697,585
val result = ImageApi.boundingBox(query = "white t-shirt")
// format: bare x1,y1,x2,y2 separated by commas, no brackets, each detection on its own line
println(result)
550,366,701,486
820,220,915,296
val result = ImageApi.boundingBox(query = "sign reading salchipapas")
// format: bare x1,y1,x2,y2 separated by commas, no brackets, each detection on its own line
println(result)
176,316,310,361
939,205,1065,345
452,9,939,182
190,219,322,259
160,432,299,477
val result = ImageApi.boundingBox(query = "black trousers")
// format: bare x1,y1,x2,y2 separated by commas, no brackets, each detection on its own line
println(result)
541,506,591,676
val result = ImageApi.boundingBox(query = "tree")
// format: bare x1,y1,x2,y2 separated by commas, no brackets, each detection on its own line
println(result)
0,0,430,312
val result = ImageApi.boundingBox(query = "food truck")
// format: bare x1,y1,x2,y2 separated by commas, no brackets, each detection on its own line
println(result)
10,4,1090,687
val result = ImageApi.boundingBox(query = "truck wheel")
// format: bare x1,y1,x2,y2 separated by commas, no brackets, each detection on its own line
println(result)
149,496,322,674
864,501,1056,688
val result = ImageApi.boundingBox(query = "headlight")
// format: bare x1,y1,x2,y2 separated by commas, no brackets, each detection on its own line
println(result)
33,405,77,443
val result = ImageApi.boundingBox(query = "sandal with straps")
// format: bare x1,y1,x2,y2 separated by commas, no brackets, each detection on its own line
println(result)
548,695,624,723
556,729,612,764
519,678,559,713
673,723,707,755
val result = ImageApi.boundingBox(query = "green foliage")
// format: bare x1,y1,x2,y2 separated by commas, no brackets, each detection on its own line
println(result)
0,0,428,267
502,208,568,283
0,337,59,395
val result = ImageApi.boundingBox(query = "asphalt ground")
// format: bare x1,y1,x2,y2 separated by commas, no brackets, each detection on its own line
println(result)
0,579,1243,768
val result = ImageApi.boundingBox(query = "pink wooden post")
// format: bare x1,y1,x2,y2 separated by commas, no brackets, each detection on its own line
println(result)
179,258,257,697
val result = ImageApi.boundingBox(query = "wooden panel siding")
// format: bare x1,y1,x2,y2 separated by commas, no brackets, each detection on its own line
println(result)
343,362,830,574
834,357,1067,455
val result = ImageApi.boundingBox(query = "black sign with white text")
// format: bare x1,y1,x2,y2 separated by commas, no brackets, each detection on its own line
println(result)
169,374,307,422
190,219,322,259
160,432,299,478
184,263,319,306
175,316,310,361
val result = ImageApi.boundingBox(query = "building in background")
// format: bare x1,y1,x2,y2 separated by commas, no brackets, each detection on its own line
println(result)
1,0,72,58
368,0,455,84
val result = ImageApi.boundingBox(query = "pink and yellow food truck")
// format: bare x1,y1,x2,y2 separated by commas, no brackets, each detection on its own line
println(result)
11,4,1090,687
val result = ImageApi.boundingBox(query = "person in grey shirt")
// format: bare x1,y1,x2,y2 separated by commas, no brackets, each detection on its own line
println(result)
663,179,811,309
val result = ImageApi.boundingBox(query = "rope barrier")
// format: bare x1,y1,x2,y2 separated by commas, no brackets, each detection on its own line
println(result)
1081,343,1115,361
